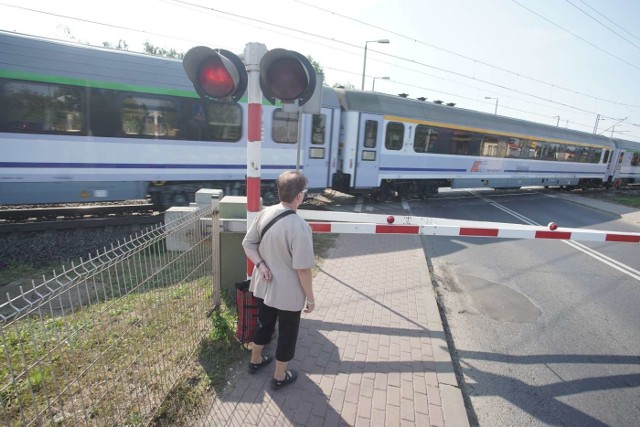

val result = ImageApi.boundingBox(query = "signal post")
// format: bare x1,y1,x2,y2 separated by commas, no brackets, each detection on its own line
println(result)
243,43,267,241
182,43,318,280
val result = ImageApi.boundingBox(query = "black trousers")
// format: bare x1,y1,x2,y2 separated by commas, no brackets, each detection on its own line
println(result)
253,298,301,362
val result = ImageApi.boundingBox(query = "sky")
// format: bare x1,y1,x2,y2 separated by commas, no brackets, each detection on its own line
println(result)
1,0,639,143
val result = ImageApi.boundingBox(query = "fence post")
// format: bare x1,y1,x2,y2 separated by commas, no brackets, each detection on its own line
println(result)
212,201,221,309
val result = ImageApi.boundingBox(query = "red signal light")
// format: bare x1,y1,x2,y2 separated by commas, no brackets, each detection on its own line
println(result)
183,46,247,102
198,57,235,99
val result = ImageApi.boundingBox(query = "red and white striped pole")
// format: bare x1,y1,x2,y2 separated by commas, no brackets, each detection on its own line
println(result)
244,43,267,277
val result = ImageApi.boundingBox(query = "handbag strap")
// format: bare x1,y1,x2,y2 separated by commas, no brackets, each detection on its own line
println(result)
259,209,295,241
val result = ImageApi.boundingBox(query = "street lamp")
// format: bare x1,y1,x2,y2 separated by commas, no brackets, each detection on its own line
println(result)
484,96,499,115
372,76,390,91
361,39,390,91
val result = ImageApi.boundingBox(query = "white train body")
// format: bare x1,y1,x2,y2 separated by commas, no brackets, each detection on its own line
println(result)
0,31,638,208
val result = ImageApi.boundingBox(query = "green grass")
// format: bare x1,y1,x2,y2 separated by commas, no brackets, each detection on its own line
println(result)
0,271,221,425
1,229,339,425
609,195,640,208
313,232,338,272
151,289,244,426
0,261,61,286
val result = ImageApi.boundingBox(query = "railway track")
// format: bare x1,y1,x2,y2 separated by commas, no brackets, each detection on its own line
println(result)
0,203,161,233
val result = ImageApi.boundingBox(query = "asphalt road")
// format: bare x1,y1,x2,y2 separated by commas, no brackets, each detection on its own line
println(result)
409,190,640,427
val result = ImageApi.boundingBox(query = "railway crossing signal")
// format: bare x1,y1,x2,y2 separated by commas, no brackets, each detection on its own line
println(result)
259,48,317,107
182,46,248,102
183,46,318,109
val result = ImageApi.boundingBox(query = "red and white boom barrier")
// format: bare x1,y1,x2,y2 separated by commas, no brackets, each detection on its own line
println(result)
296,210,640,243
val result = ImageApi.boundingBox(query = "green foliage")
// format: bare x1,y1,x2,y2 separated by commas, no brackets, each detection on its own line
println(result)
143,41,185,59
103,39,129,50
610,195,640,208
333,82,356,89
306,55,323,74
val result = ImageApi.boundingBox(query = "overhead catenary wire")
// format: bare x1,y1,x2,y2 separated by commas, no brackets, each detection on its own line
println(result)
511,0,640,72
565,0,640,51
577,0,640,43
294,0,640,111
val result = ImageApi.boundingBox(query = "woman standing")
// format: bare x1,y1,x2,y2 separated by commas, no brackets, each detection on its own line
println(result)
242,170,316,389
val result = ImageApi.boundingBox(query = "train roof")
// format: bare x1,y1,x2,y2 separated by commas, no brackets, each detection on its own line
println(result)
335,89,617,148
612,138,640,152
1,31,341,110
0,31,200,97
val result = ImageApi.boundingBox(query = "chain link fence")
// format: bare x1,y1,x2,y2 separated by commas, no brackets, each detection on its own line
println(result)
1,203,221,426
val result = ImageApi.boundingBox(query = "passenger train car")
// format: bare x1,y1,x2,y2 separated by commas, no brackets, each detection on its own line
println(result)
1,31,638,208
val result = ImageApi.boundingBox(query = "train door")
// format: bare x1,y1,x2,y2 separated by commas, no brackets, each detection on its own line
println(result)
610,149,625,181
302,108,335,188
354,114,382,188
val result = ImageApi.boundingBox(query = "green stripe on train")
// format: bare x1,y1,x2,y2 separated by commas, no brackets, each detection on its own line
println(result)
0,69,267,105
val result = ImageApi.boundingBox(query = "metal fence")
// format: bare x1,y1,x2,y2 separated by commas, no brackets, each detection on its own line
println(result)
0,203,220,426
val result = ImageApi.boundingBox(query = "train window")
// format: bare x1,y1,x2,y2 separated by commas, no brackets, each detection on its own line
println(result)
481,136,508,157
527,141,539,159
311,114,326,145
385,122,404,150
89,89,120,136
309,147,325,159
603,150,611,164
632,152,640,166
585,147,600,163
560,145,578,161
414,125,438,153
537,142,557,161
362,150,376,161
576,146,591,163
0,80,83,134
122,96,178,138
507,138,523,158
204,102,242,142
451,130,471,155
364,120,378,148
273,109,298,144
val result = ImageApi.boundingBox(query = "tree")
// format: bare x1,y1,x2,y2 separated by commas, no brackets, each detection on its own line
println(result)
103,40,129,50
306,55,329,87
332,82,356,90
143,41,184,59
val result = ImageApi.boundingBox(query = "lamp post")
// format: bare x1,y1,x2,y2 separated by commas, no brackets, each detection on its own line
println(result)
361,39,390,91
484,96,498,115
372,76,390,91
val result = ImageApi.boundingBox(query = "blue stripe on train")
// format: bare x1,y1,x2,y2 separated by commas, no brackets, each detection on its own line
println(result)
0,162,298,170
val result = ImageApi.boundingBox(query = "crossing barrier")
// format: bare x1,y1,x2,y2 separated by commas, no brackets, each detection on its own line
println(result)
295,210,640,244
214,202,639,244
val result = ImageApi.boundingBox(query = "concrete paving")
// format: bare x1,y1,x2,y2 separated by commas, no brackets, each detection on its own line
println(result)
197,191,638,426
200,233,469,426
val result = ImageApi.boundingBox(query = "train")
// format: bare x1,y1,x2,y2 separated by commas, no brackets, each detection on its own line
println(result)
1,31,639,209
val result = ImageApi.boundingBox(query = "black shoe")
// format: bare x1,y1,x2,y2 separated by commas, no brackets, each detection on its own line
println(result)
248,355,273,374
271,369,298,390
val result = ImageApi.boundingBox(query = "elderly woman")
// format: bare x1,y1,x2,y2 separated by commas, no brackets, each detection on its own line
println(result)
242,170,316,389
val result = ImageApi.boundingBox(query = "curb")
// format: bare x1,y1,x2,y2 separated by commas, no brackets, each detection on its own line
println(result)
419,236,471,427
